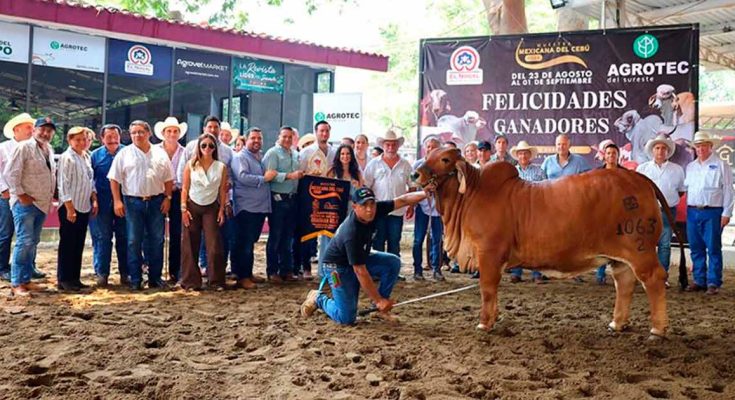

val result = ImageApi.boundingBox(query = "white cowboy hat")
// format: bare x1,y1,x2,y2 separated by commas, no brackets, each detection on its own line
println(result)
510,140,538,160
219,122,239,145
297,133,316,149
154,117,187,141
644,134,676,159
376,129,405,147
691,131,720,147
3,113,35,139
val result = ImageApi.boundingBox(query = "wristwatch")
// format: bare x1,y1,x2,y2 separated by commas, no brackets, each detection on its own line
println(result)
165,195,172,201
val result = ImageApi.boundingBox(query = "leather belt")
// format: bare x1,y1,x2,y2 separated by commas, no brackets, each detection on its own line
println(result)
128,194,163,201
688,205,718,210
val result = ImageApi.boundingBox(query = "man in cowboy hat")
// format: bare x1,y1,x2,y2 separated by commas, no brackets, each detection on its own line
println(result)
154,117,187,284
297,133,316,151
4,116,58,296
636,134,685,286
0,113,35,281
683,132,733,295
364,129,414,261
508,140,547,283
218,122,240,148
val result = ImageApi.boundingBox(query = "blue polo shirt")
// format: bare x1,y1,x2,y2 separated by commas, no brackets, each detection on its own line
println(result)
541,153,591,180
91,144,125,212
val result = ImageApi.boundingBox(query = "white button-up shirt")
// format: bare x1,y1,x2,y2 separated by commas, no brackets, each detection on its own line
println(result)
636,160,686,207
155,142,185,189
0,138,25,193
57,148,96,213
685,153,735,217
107,143,174,197
364,155,413,217
299,142,336,177
4,138,56,214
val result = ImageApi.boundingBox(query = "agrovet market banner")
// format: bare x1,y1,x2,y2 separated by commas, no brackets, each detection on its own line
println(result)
419,24,699,169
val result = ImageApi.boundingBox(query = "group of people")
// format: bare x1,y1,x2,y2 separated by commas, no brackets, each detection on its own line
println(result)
1,110,730,306
0,112,430,298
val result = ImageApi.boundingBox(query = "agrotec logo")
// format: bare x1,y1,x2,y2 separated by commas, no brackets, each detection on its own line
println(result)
314,111,360,121
633,34,659,59
49,40,88,52
314,112,326,121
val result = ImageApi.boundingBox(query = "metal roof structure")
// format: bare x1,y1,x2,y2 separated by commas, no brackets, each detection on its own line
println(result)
573,0,735,71
0,0,389,72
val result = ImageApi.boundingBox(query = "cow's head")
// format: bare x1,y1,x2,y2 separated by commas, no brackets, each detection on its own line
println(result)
412,148,468,194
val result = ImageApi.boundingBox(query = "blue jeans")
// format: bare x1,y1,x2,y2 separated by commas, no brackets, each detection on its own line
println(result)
90,206,128,278
373,215,403,256
266,195,296,276
124,195,165,286
657,207,677,273
510,267,542,280
316,251,401,325
10,203,46,286
412,207,443,274
0,198,14,274
232,210,266,280
686,207,723,288
317,235,331,277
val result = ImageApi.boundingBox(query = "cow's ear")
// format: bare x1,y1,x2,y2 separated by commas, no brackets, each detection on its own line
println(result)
456,159,466,194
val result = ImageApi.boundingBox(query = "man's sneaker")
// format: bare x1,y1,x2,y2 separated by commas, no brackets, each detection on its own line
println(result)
706,286,719,295
433,272,446,282
11,285,30,297
510,275,522,284
96,275,109,288
397,274,407,282
300,290,320,317
450,265,460,274
685,284,706,292
413,273,425,281
0,270,10,281
471,271,480,279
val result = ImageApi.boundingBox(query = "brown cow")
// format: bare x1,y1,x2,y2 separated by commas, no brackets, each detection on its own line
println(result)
413,148,674,339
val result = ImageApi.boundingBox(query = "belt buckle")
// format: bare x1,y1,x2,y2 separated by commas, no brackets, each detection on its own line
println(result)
696,205,706,210
142,196,152,201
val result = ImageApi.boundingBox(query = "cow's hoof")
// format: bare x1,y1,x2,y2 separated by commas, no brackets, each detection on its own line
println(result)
607,321,629,333
648,328,667,341
476,323,491,332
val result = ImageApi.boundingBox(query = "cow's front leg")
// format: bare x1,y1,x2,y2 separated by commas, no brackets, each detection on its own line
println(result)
475,250,503,332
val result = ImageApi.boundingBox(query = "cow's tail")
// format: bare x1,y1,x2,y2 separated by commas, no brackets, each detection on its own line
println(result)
642,173,688,289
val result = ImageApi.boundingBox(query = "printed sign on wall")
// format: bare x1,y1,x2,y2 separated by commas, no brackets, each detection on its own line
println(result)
233,57,284,93
174,49,230,88
108,39,172,80
0,22,30,64
313,93,363,138
32,27,105,72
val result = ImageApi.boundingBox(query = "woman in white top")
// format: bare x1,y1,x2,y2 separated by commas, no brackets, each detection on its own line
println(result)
354,134,370,172
179,133,229,290
57,127,98,292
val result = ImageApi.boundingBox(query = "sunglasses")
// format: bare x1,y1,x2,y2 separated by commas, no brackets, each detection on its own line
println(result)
200,142,216,150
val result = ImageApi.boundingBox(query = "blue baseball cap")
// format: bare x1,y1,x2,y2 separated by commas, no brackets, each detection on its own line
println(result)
352,187,376,205
34,116,56,129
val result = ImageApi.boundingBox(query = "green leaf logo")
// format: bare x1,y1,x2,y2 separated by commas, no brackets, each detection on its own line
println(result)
633,34,658,59
50,41,60,50
314,112,325,121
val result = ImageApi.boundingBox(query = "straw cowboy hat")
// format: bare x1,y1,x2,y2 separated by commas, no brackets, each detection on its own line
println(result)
510,140,538,160
691,131,720,147
3,113,35,139
644,134,676,159
220,122,239,145
376,129,405,147
297,133,316,149
154,117,187,141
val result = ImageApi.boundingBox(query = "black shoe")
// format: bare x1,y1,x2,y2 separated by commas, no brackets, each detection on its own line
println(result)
75,281,90,289
0,270,10,281
129,282,144,291
57,281,81,292
31,267,46,279
433,272,446,282
413,273,425,281
471,271,480,279
148,280,170,290
120,275,131,286
397,274,407,282
450,266,460,274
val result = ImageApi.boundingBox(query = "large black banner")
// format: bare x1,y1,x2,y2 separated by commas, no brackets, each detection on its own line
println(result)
297,176,350,242
419,24,698,168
